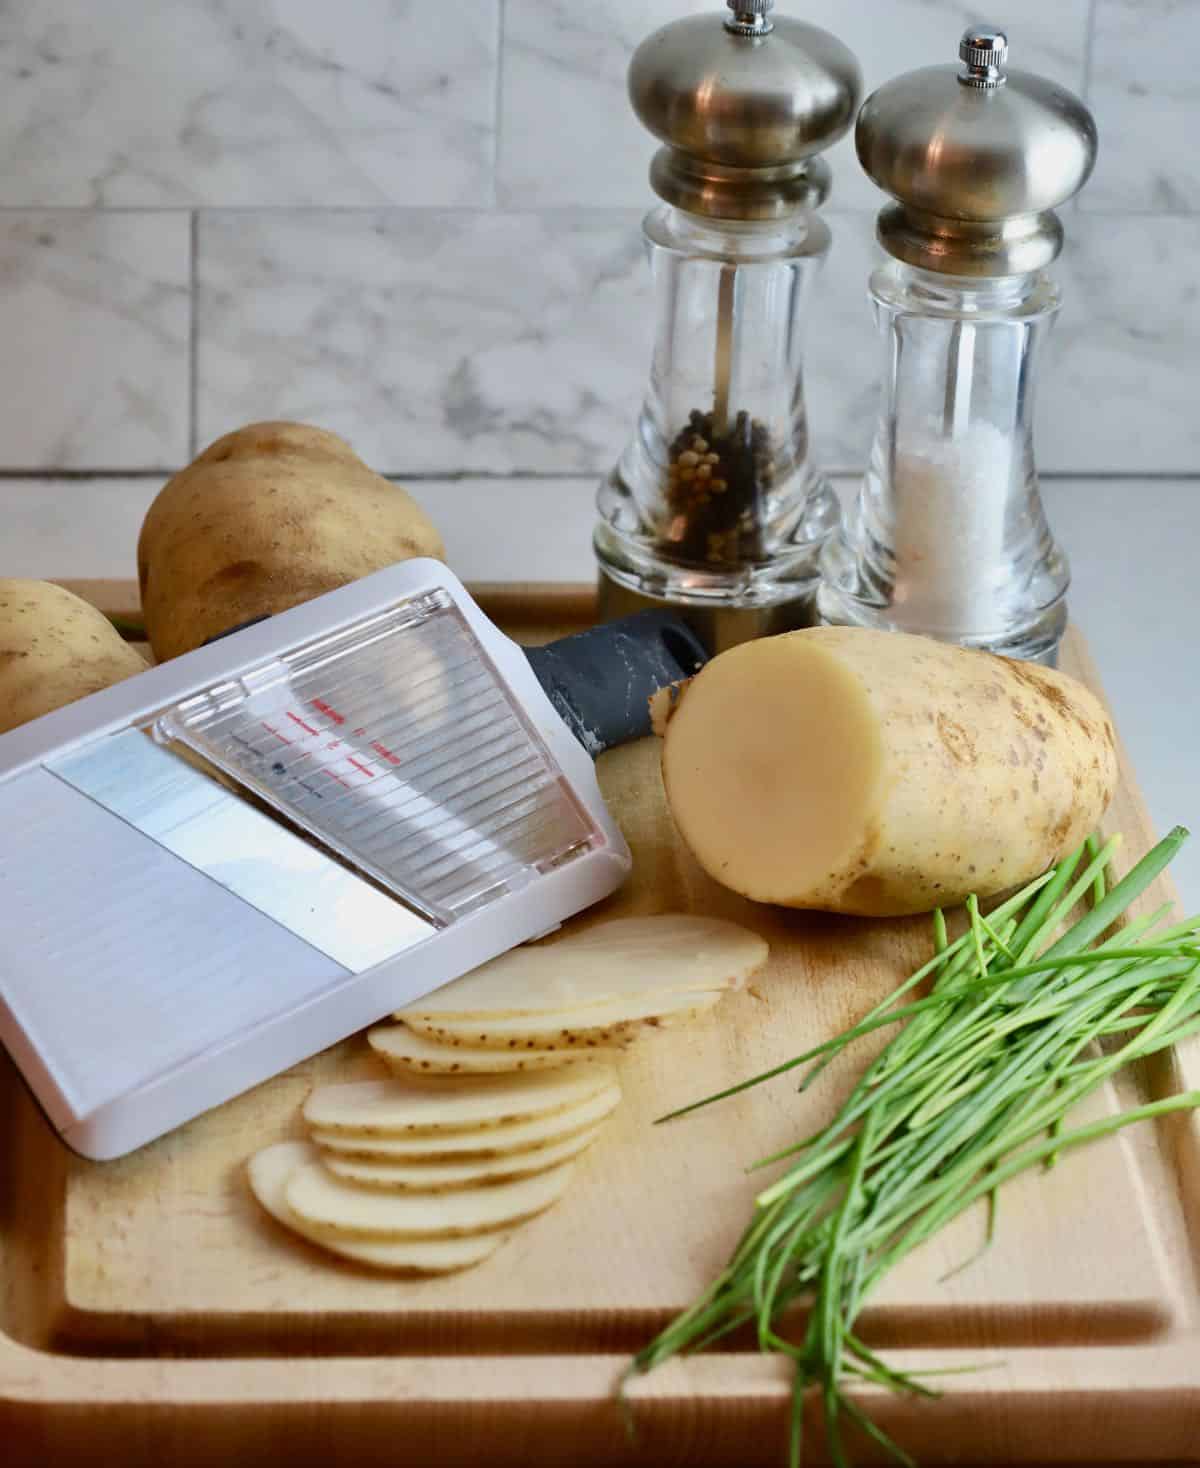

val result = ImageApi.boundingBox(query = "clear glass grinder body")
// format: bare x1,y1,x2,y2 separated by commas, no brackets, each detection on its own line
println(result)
818,263,1068,662
595,205,839,611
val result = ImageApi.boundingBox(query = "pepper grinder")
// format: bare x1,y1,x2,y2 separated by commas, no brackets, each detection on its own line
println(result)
817,28,1098,666
594,0,861,651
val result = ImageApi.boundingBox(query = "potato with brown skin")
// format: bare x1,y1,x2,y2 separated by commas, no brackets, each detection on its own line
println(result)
0,580,146,734
137,421,444,660
658,627,1118,917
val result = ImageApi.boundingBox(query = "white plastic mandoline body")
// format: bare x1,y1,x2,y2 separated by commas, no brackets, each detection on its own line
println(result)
0,561,630,1159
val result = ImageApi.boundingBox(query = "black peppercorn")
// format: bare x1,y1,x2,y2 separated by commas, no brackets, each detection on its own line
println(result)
661,408,773,565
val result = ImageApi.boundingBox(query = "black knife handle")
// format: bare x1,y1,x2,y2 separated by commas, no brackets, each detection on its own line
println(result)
525,611,709,757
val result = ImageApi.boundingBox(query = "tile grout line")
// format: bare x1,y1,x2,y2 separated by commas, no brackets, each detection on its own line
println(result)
1081,0,1099,103
492,0,505,208
0,203,1185,220
0,470,1199,485
187,209,199,460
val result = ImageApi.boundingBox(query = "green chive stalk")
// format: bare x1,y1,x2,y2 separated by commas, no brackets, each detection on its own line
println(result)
625,827,1199,1468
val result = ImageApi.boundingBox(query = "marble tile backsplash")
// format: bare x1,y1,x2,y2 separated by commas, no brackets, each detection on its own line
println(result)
0,0,1195,508
0,0,499,207
0,211,190,469
195,209,650,474
1086,0,1200,214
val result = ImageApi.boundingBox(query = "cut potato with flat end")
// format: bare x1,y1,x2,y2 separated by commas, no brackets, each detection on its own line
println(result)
368,1024,627,1076
310,1082,622,1160
286,1156,576,1239
405,987,722,1050
660,626,1118,917
304,1063,616,1136
398,914,767,1020
247,1142,507,1273
322,1123,605,1191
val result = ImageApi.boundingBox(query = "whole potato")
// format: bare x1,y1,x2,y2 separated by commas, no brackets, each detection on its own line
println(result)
137,422,445,661
0,580,147,734
659,627,1119,917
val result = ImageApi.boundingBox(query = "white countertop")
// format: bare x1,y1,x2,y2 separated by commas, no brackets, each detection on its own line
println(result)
1043,479,1200,908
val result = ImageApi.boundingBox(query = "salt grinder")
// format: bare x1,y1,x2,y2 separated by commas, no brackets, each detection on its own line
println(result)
594,0,861,651
817,28,1098,665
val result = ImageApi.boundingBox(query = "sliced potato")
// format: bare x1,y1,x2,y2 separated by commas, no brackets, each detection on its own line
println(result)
321,1123,605,1191
286,1156,576,1239
310,1082,622,1160
405,987,722,1050
303,1063,616,1136
400,913,767,1019
368,1023,627,1075
247,1142,508,1273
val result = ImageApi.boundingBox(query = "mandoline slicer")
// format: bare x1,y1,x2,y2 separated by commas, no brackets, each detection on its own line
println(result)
0,560,705,1159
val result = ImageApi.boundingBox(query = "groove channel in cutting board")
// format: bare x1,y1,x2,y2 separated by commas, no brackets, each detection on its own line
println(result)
56,727,1176,1356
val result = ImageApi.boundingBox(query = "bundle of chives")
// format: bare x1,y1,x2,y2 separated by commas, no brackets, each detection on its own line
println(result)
626,827,1199,1468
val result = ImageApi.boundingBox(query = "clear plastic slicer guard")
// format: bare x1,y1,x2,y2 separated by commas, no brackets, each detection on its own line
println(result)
157,589,599,925
0,562,630,1159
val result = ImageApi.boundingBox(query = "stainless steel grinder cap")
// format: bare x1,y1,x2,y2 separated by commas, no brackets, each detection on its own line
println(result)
628,0,862,220
855,26,1098,276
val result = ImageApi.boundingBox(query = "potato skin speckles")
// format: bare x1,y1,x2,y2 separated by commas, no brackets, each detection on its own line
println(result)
0,579,146,734
137,420,443,661
659,627,1118,917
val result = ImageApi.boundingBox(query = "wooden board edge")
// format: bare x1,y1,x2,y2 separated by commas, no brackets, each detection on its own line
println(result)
1,1339,1199,1464
51,578,143,628
53,577,599,640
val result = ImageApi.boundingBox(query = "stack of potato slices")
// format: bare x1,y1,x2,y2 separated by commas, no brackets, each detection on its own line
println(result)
249,915,768,1274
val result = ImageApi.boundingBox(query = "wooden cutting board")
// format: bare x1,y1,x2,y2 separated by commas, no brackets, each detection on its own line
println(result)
2,584,1198,1467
